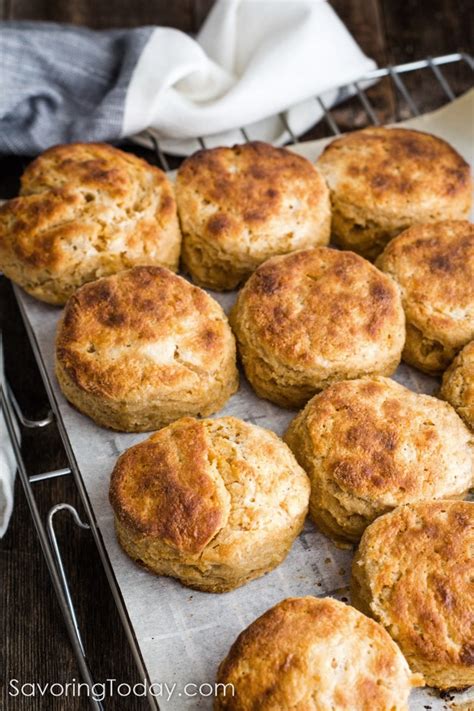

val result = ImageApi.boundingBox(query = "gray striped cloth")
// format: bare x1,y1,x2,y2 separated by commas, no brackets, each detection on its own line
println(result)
0,22,153,155
0,8,378,158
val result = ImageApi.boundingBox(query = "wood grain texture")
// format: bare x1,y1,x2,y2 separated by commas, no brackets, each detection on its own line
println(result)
381,0,473,119
0,1,472,709
2,0,215,31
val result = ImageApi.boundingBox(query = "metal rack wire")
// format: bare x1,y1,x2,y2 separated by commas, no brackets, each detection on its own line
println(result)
146,52,473,172
0,339,102,710
1,52,472,710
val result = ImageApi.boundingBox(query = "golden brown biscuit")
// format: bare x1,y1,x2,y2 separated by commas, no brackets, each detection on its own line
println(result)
109,416,310,592
441,341,474,429
316,127,472,260
215,596,423,710
285,377,473,546
55,266,238,431
176,141,330,290
230,247,405,408
0,143,181,304
352,501,474,689
376,220,474,374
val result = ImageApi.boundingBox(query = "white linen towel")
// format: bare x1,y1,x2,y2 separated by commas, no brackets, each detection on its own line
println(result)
130,0,376,153
0,0,375,155
0,337,17,538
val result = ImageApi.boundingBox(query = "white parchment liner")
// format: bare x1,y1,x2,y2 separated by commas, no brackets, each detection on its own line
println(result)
15,91,474,709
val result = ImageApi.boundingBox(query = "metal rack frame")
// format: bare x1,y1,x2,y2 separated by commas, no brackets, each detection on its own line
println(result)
1,52,472,710
145,52,473,171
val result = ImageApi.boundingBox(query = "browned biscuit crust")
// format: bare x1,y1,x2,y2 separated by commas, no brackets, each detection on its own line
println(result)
55,266,238,431
0,143,181,304
176,141,330,290
351,501,474,689
317,127,472,260
215,596,422,710
441,340,474,429
285,377,473,545
109,417,310,592
376,220,474,374
230,247,405,408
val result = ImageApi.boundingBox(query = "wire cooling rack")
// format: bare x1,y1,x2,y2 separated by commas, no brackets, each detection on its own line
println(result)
143,52,474,171
0,52,473,710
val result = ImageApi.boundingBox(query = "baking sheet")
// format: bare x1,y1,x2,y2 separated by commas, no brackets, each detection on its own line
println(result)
14,92,474,710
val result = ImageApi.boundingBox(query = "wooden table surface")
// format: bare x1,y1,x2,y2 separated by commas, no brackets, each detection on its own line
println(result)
1,2,472,709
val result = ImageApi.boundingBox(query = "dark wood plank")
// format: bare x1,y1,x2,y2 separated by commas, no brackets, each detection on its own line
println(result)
1,278,149,711
382,0,473,60
381,0,473,119
4,0,196,31
303,0,397,141
3,0,216,31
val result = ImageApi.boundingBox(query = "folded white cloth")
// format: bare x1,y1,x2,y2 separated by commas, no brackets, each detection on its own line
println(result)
131,0,376,154
0,0,375,155
0,345,17,538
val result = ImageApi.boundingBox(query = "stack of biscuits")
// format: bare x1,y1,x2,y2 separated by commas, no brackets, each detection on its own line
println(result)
1,126,472,709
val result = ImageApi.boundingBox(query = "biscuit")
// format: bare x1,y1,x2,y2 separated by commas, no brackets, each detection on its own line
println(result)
284,377,473,545
441,341,474,429
351,501,474,689
316,127,472,260
0,143,181,304
376,220,474,374
109,416,310,592
214,596,422,710
55,266,238,431
230,247,405,408
176,141,330,290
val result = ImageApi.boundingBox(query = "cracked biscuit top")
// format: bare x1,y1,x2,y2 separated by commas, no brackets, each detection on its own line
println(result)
215,596,422,710
56,266,235,404
109,416,310,562
0,142,181,304
232,247,405,374
377,220,474,372
284,377,473,543
352,501,474,688
441,340,474,429
317,127,471,223
175,141,330,290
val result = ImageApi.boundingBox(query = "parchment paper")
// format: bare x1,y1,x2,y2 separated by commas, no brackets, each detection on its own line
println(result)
15,91,474,710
